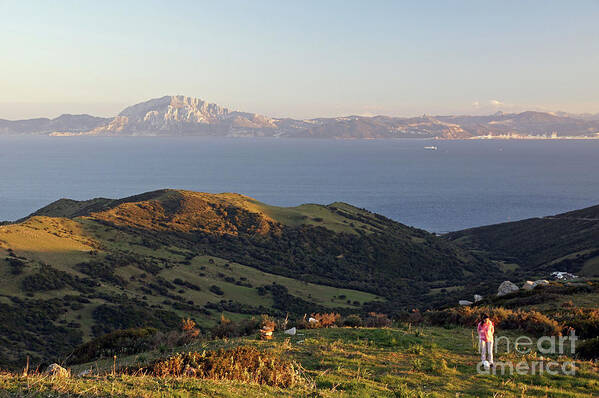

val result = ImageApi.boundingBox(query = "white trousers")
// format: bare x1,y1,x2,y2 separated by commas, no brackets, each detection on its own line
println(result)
480,339,493,364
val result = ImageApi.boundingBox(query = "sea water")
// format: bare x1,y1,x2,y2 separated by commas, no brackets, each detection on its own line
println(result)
1,137,598,232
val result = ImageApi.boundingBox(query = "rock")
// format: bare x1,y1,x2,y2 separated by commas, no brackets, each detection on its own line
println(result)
45,363,69,378
473,294,483,302
308,317,319,324
522,281,535,290
77,369,92,377
459,300,473,306
284,327,297,335
533,279,550,287
497,281,519,296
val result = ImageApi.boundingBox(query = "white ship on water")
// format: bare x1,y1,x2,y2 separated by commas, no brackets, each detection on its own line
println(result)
424,146,438,150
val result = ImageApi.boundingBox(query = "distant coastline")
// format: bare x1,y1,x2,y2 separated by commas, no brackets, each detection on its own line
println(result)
469,134,599,140
2,95,599,140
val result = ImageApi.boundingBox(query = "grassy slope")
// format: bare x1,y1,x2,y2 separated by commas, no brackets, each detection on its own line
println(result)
1,190,421,368
0,189,499,369
446,204,599,277
1,326,597,397
0,188,487,309
0,215,379,326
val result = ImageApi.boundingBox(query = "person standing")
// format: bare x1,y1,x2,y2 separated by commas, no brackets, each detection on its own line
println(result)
477,314,494,366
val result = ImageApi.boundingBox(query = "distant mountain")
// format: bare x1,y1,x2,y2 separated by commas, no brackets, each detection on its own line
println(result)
437,111,599,138
82,96,277,136
554,111,599,121
0,114,110,135
2,95,599,139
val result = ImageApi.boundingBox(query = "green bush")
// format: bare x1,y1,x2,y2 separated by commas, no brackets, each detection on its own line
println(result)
554,307,599,338
406,344,424,355
343,314,363,327
577,337,599,360
21,267,68,291
5,257,26,275
211,315,260,339
67,327,158,365
76,261,127,287
209,285,224,296
364,312,392,328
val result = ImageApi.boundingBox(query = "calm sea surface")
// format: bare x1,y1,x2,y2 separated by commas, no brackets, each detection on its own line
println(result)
1,137,598,232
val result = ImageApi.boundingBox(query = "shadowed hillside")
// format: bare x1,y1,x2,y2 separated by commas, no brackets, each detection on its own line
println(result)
446,204,599,277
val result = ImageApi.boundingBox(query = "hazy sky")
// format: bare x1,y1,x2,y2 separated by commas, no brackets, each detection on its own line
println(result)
2,0,599,120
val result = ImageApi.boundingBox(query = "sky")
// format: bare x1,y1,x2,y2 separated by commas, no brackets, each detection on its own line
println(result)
1,0,599,120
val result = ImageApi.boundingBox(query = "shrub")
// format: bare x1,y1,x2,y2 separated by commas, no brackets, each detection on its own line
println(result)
139,346,299,387
554,307,599,338
343,314,363,327
260,314,276,331
364,312,392,328
430,358,449,375
209,285,224,296
173,278,201,291
67,327,158,365
424,306,561,336
577,337,599,360
181,318,200,340
406,344,424,355
21,266,70,292
211,314,260,339
313,312,341,327
211,315,233,338
562,300,574,308
5,257,26,275
76,261,127,287
411,358,423,371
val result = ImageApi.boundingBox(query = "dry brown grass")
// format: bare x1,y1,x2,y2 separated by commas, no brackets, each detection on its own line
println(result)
135,346,301,387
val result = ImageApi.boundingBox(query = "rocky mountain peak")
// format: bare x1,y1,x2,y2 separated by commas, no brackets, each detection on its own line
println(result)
118,95,230,124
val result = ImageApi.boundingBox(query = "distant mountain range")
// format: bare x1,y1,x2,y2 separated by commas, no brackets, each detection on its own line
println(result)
2,95,599,139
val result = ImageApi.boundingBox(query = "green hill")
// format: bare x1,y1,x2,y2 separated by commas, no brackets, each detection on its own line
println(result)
0,189,496,369
446,204,599,277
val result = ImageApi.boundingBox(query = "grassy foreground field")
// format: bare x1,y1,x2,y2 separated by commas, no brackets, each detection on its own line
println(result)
1,326,597,397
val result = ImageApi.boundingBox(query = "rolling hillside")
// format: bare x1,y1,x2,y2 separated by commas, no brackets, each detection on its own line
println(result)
446,204,599,277
0,189,496,369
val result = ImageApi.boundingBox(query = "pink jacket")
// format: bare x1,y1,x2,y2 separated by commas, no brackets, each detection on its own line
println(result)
477,320,494,342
